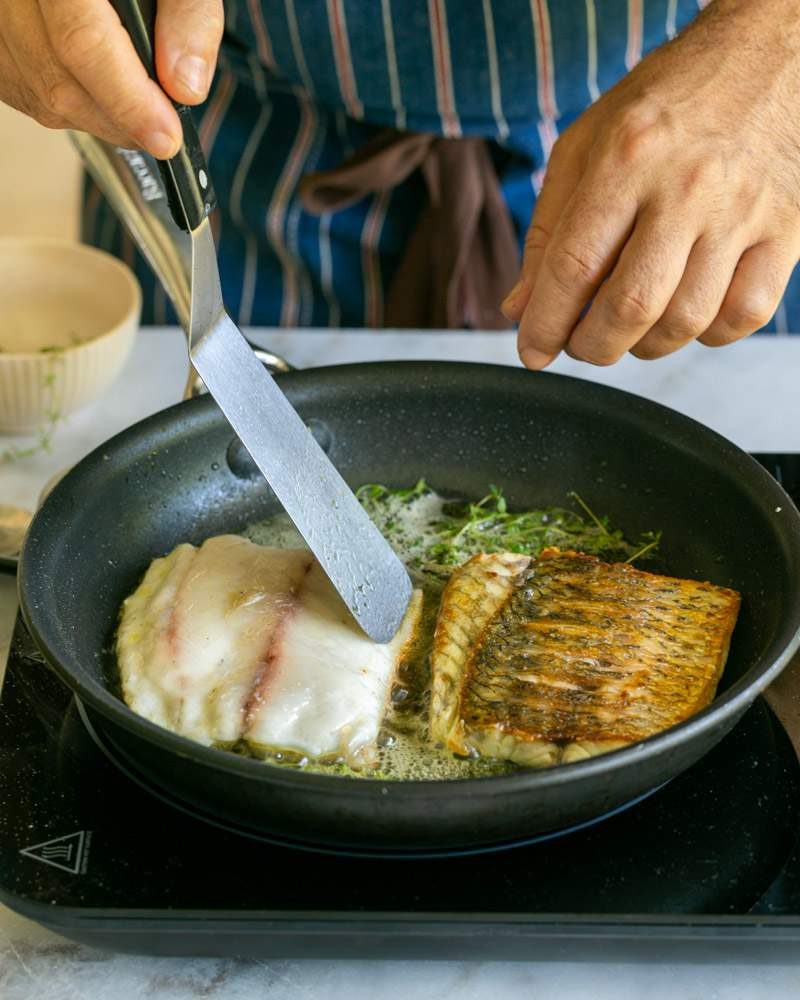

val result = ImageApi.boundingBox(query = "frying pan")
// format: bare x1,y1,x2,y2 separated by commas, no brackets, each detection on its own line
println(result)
16,360,800,854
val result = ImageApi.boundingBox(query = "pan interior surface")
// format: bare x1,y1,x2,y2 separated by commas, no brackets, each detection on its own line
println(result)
17,363,800,830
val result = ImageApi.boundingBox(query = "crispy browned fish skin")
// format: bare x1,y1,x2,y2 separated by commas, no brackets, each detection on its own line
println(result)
429,549,741,767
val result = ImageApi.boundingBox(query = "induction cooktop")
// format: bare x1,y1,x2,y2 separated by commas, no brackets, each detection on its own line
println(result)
2,454,800,963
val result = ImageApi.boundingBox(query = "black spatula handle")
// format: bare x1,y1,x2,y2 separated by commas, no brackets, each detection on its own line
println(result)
109,0,216,231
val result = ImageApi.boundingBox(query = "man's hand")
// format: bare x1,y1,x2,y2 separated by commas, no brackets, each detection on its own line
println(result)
503,0,800,368
0,0,223,158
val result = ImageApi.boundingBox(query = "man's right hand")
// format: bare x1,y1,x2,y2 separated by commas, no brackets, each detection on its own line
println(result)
0,0,224,158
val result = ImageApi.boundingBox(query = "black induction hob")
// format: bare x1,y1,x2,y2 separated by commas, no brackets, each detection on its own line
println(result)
2,454,800,963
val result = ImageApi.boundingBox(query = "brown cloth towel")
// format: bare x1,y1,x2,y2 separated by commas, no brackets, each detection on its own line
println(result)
299,129,519,330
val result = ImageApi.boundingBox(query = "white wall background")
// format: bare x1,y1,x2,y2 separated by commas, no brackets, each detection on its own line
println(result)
0,103,81,240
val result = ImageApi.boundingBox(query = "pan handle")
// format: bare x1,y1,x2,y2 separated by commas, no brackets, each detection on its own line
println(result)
109,0,214,233
185,347,294,398
71,132,295,397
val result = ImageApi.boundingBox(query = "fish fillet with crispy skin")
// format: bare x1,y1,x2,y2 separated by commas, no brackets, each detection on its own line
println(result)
429,548,740,767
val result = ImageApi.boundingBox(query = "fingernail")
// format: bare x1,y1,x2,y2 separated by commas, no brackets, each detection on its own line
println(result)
520,347,554,370
174,53,209,97
146,131,180,159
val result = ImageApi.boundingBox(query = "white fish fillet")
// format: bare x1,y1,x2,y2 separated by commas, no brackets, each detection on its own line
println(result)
117,535,422,764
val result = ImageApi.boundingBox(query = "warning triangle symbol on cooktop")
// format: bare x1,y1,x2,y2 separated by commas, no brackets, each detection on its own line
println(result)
19,831,87,875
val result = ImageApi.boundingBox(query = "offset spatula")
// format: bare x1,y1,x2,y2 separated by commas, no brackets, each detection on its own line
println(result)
111,0,412,642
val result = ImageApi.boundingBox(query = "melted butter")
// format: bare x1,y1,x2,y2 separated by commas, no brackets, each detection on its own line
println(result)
243,490,447,566
243,515,305,550
241,491,514,781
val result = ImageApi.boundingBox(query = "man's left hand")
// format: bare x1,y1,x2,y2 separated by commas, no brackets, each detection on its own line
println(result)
503,0,800,368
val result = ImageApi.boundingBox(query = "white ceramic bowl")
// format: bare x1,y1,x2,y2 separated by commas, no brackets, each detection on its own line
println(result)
0,238,141,434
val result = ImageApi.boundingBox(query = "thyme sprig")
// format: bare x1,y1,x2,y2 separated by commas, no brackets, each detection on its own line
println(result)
1,366,63,464
356,480,661,577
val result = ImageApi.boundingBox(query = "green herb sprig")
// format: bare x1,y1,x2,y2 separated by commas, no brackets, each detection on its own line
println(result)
357,480,661,578
1,366,63,464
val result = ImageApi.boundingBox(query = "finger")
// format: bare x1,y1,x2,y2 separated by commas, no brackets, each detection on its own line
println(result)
564,205,696,366
3,0,131,144
0,33,61,125
501,140,583,323
39,0,181,158
630,236,744,360
155,0,224,104
516,174,638,369
699,240,798,347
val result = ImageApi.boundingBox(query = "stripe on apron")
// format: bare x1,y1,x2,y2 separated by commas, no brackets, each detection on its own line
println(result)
327,0,364,119
285,0,316,95
200,71,238,247
287,98,324,328
626,0,644,70
246,0,279,72
530,0,559,121
319,209,340,328
382,0,407,130
230,60,273,327
585,0,601,102
362,189,392,327
428,0,461,138
266,91,316,327
482,0,510,140
666,0,679,39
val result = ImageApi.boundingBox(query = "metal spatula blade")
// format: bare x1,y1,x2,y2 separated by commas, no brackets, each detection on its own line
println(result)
110,0,412,642
190,220,412,641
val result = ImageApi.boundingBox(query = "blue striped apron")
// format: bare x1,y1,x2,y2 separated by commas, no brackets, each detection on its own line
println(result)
82,0,799,334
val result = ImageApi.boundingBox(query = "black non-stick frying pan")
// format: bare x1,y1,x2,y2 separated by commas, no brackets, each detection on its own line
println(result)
16,361,800,854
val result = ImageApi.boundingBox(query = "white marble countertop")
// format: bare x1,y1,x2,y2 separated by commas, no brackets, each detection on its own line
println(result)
2,328,800,998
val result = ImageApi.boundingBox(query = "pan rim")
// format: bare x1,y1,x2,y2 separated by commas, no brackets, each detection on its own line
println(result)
17,360,800,796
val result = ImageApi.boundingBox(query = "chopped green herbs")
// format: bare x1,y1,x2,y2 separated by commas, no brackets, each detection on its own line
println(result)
356,480,660,578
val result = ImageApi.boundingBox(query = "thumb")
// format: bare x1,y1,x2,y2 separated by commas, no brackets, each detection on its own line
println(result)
155,0,224,105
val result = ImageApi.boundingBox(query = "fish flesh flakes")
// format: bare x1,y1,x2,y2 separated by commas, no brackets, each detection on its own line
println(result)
430,548,740,767
117,535,422,766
